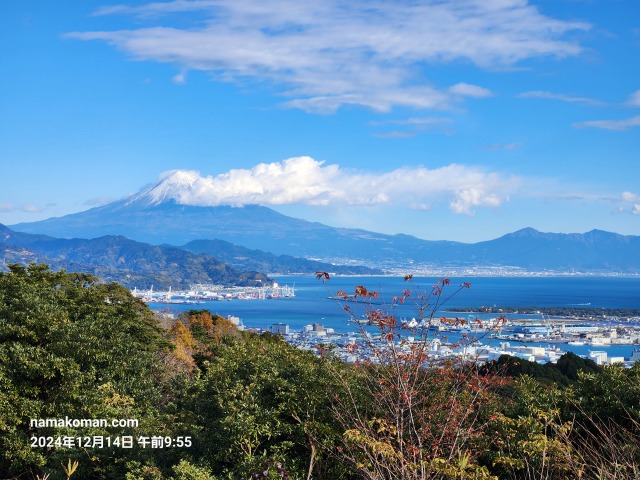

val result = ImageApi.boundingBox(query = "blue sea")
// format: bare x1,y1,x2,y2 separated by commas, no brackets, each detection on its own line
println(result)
149,275,640,359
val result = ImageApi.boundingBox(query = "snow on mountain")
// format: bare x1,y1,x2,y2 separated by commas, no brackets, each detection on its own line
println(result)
7,171,640,272
126,170,200,206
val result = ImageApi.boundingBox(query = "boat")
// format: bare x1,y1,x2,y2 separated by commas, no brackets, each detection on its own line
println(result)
400,318,419,329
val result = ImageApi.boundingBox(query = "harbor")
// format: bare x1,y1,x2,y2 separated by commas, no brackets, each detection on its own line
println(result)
131,282,296,304
268,318,640,368
141,275,640,367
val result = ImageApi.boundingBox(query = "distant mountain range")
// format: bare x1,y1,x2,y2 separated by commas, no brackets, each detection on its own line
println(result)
9,171,640,274
177,239,380,275
0,223,381,289
0,224,271,289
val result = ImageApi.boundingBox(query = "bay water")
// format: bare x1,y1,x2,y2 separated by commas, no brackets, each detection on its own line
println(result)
149,275,640,359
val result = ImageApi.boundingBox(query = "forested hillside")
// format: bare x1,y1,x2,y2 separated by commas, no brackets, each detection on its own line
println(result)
2,264,640,479
0,224,271,289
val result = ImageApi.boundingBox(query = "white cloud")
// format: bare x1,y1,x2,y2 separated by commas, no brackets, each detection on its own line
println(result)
449,83,493,98
519,90,603,105
0,203,15,212
450,188,502,214
371,116,454,137
162,157,520,214
69,0,589,113
93,1,222,17
386,117,454,127
410,203,431,212
573,116,640,131
172,71,187,84
20,205,42,213
83,196,118,206
627,90,640,107
620,191,640,215
481,143,520,150
373,131,416,139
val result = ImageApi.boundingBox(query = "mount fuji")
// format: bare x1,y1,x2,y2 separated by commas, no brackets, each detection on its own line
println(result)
12,170,435,261
10,171,640,273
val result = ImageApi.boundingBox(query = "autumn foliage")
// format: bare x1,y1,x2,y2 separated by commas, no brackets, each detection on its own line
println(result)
320,273,504,479
4,265,640,479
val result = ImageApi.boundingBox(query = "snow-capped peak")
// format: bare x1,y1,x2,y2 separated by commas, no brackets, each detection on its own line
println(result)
126,170,200,206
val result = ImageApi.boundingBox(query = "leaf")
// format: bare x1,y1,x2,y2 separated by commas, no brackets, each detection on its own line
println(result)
354,285,368,297
315,271,330,280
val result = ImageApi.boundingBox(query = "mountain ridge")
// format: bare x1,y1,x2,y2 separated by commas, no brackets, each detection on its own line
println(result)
0,224,271,289
8,173,640,273
176,238,382,275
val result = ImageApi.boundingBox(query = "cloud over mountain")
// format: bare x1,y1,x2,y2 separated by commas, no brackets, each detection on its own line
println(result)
134,157,519,214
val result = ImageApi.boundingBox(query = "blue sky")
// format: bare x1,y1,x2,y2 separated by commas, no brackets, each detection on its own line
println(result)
1,0,639,242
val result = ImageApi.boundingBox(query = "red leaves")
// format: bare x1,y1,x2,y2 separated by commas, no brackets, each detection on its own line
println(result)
319,273,504,477
430,278,452,296
354,285,368,297
315,271,330,280
353,285,379,301
380,315,397,328
365,310,385,326
440,316,466,326
392,289,411,305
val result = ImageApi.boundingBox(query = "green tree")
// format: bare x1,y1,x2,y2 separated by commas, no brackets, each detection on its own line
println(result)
0,264,173,479
183,333,348,479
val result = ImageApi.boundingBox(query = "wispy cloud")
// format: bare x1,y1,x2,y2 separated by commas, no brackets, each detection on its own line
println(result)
373,131,416,139
573,115,640,131
519,90,604,106
0,203,46,213
69,0,589,113
627,90,640,107
172,71,187,85
154,157,521,215
20,204,43,213
480,143,520,150
371,116,454,137
83,196,119,207
373,117,454,128
621,191,640,215
449,83,493,98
